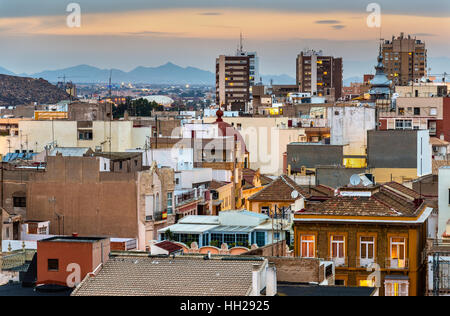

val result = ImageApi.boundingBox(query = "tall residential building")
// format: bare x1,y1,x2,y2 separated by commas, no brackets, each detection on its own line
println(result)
382,33,427,86
296,49,343,101
215,54,250,111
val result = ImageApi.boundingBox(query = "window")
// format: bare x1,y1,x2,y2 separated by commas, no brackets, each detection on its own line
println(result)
330,235,345,266
360,236,375,267
359,278,375,287
236,234,249,247
430,108,437,116
48,259,59,272
389,237,407,269
414,107,421,115
261,206,270,215
211,234,223,246
398,108,405,115
167,193,173,214
385,280,409,296
256,232,266,247
300,235,315,258
224,234,235,246
13,196,26,208
78,130,93,140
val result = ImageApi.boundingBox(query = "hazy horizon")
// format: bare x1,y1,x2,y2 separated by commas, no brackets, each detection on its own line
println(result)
1,0,449,77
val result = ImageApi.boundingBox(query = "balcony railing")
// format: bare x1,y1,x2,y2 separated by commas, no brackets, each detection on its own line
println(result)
175,188,206,207
385,258,409,270
327,257,348,268
356,257,377,268
145,211,166,222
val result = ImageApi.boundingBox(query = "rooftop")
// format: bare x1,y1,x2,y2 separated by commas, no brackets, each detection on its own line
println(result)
297,183,428,218
39,236,108,243
71,254,265,296
93,152,141,161
248,175,312,202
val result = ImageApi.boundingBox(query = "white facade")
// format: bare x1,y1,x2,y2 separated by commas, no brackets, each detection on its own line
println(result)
417,130,432,177
438,167,450,238
0,120,153,156
175,168,213,190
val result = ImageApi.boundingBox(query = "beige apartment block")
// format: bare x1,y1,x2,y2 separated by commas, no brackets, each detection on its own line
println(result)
202,116,306,175
0,120,165,156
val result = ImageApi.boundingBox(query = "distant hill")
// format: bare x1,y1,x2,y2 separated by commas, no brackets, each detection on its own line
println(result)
343,76,364,86
0,67,15,76
29,63,215,85
261,74,296,85
0,74,70,106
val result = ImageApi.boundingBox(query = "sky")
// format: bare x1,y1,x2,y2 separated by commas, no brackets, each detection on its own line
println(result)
0,0,449,77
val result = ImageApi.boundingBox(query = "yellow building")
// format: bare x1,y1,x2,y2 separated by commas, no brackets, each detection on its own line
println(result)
209,180,234,214
294,182,434,296
241,169,273,210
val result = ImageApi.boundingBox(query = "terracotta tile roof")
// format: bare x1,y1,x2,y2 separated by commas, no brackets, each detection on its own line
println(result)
430,137,450,147
153,241,183,253
71,255,265,296
248,175,312,201
432,160,450,175
305,185,335,198
209,180,230,190
299,184,423,217
383,182,422,199
242,168,272,190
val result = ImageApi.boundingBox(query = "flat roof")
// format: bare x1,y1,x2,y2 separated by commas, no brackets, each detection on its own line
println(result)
210,225,255,233
39,236,108,243
158,224,216,234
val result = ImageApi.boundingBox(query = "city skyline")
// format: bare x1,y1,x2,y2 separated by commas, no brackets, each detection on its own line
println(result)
0,0,449,77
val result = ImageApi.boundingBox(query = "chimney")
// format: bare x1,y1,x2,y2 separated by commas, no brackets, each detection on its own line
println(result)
72,233,78,238
251,264,261,296
266,262,277,296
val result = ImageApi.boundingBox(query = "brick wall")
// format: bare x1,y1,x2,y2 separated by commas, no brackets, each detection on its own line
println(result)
268,257,321,283
436,97,450,141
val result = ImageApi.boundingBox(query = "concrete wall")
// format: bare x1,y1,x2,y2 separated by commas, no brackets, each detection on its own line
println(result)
367,130,418,169
287,144,344,170
27,156,139,240
316,167,367,188
328,106,376,156
438,168,450,238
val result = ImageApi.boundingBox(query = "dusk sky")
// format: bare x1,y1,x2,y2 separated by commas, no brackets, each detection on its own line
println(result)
1,0,449,77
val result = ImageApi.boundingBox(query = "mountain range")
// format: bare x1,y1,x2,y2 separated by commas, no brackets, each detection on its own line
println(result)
1,57,449,86
0,63,296,85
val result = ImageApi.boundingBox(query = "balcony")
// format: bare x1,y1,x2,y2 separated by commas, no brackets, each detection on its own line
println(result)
356,257,377,268
145,211,167,222
327,257,348,268
175,188,206,208
385,258,409,270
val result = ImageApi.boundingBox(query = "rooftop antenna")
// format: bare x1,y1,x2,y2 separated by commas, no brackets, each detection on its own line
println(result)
240,31,244,53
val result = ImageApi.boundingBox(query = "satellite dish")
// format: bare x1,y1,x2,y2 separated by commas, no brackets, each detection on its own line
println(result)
350,174,361,186
291,190,299,199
